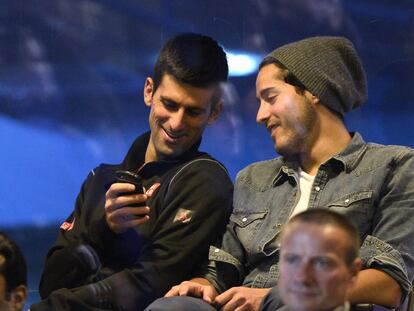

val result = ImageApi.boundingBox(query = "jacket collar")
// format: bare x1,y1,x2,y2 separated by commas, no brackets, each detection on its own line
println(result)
331,132,368,172
121,131,202,171
272,132,367,185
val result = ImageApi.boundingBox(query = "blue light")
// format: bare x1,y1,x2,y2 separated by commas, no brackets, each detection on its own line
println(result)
226,50,263,77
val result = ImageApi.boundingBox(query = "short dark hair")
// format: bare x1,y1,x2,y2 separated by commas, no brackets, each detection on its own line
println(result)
286,209,360,265
259,56,307,95
152,33,228,92
0,232,27,292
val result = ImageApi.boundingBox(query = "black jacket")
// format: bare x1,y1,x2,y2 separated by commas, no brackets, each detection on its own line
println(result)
32,132,233,311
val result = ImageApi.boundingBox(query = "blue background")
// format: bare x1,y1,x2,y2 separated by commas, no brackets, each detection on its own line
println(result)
1,0,413,306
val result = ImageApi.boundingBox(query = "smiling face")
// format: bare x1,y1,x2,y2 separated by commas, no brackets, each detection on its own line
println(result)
144,74,221,162
278,222,360,311
256,63,318,157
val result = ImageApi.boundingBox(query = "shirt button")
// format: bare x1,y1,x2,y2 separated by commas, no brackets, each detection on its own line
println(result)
242,217,247,222
214,248,220,253
345,199,350,203
314,186,321,192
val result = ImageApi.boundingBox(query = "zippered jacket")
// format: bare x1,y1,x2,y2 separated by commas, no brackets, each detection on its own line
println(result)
32,132,233,311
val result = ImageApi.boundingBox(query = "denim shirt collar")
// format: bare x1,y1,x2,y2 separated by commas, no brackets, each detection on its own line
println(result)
332,132,368,172
272,132,367,186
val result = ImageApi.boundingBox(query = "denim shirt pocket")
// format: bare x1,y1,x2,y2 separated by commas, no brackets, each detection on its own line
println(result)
327,190,373,208
231,211,268,226
230,211,268,253
326,191,373,230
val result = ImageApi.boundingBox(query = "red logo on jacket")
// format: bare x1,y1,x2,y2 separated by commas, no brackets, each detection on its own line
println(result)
60,218,75,231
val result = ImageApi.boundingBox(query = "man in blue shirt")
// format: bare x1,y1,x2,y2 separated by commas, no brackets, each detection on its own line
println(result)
147,36,414,311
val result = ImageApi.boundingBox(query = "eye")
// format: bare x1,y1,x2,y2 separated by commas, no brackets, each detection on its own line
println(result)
312,257,332,270
283,253,300,265
260,88,279,103
162,100,178,111
186,108,203,117
265,94,278,104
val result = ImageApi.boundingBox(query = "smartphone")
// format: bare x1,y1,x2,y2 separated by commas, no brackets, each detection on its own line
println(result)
115,170,146,214
115,170,144,195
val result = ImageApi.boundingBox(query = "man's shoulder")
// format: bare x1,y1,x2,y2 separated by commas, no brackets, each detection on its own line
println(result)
236,157,283,185
164,154,233,204
76,163,126,193
185,152,228,170
366,141,414,152
89,163,121,177
170,153,231,183
238,157,282,174
364,141,414,162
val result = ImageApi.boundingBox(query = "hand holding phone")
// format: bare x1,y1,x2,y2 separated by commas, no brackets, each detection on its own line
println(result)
105,170,149,233
115,170,144,195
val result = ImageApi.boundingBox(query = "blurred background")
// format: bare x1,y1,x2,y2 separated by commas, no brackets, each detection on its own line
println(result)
1,0,413,306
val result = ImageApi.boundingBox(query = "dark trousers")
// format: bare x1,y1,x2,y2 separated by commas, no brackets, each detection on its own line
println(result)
145,296,217,311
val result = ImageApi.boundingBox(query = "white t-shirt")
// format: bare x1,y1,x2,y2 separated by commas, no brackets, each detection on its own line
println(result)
290,167,316,219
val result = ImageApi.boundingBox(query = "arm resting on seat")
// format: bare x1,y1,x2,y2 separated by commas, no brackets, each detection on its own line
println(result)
348,269,402,308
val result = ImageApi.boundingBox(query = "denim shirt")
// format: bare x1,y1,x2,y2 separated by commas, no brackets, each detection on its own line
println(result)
203,132,414,300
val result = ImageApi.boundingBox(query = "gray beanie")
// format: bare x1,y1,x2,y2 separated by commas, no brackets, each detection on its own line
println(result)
266,36,367,116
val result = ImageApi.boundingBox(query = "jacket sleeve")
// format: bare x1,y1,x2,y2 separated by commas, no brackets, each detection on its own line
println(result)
199,170,249,293
35,159,233,311
359,148,414,302
38,169,101,299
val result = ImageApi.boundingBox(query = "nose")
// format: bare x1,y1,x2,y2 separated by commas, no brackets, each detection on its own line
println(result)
256,101,270,125
169,109,186,131
294,262,314,284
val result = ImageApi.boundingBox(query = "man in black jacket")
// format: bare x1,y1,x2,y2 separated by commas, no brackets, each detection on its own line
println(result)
31,33,233,311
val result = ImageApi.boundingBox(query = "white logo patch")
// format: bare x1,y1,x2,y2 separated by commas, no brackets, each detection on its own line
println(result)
173,208,193,224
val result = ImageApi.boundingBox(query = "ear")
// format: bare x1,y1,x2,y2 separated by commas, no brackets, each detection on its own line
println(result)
344,258,362,301
349,258,362,286
10,285,27,311
310,94,320,106
304,90,320,106
207,101,222,125
143,77,154,107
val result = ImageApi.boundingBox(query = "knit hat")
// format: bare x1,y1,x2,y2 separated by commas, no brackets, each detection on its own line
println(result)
266,36,367,116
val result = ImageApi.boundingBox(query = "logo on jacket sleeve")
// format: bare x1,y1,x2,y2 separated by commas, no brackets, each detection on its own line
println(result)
173,208,193,224
60,218,75,231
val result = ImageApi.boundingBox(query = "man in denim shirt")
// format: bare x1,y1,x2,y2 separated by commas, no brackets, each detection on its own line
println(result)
146,37,414,310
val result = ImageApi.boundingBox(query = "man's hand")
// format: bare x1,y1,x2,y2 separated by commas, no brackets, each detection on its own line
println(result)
165,280,218,304
105,182,159,234
214,287,270,311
